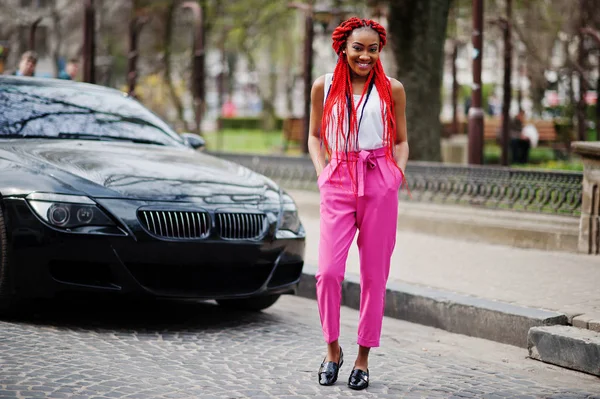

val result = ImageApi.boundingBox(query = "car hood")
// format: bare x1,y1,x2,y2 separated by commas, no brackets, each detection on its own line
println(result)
5,140,277,202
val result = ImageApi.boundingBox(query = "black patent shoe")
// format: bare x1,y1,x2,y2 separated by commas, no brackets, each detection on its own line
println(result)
348,368,369,390
318,347,344,386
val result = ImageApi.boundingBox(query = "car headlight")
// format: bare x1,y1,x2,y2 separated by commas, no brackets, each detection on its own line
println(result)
276,193,301,237
26,193,116,230
279,209,301,233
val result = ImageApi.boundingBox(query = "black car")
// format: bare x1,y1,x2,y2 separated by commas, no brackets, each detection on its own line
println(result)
0,76,305,311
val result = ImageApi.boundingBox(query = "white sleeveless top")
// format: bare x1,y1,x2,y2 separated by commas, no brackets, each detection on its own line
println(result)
323,73,387,152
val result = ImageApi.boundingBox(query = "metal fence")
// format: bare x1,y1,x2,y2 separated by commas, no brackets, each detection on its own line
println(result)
212,152,583,217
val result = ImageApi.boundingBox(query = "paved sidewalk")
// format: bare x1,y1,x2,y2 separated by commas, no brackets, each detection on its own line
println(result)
290,189,600,332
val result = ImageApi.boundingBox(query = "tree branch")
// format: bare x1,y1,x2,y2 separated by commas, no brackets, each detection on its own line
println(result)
566,58,596,88
581,27,600,47
511,22,548,67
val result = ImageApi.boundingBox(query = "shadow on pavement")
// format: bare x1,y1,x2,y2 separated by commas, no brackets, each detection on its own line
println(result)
1,295,283,332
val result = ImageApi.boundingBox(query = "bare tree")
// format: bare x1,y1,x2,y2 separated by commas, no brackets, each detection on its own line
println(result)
223,0,296,129
163,0,190,131
510,0,568,116
388,0,453,161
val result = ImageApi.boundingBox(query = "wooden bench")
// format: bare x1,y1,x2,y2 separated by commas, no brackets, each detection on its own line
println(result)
440,120,468,138
483,119,557,143
282,118,304,152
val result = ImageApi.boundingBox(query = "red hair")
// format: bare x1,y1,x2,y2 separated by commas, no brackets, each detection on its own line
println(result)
321,17,396,164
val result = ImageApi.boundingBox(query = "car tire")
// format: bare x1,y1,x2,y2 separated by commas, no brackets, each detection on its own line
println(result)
0,207,15,314
217,294,281,312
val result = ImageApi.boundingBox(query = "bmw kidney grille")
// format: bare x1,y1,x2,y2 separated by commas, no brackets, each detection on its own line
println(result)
138,210,267,240
216,212,267,240
138,210,210,239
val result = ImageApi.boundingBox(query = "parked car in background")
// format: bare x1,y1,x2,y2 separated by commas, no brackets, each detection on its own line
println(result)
0,76,305,312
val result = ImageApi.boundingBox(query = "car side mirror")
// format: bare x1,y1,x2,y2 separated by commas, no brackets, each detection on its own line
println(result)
181,132,206,150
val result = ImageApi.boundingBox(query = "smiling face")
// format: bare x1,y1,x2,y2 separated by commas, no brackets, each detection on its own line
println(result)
344,28,380,79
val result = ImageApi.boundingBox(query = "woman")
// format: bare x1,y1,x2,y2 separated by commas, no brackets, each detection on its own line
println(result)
308,17,409,390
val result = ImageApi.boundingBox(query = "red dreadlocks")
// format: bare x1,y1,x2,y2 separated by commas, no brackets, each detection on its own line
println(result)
321,17,396,164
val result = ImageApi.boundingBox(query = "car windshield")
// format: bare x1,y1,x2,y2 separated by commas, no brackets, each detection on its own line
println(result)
0,79,185,147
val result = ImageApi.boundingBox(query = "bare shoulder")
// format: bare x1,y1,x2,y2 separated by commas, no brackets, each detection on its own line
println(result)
312,75,326,90
389,78,405,94
389,78,406,106
311,75,327,102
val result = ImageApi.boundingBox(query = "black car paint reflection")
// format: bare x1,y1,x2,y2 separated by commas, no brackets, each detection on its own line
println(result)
0,76,305,311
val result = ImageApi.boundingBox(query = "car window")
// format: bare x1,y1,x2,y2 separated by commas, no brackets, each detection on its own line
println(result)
0,80,185,147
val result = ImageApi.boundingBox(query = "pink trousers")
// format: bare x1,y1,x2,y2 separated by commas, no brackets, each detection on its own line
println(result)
316,147,402,348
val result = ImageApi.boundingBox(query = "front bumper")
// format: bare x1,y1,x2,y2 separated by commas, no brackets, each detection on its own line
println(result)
2,197,305,300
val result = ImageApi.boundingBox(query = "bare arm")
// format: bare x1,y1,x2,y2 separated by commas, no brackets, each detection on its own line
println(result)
391,78,409,173
308,75,326,176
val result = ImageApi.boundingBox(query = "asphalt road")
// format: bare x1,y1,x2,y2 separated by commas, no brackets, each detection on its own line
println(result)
0,295,598,398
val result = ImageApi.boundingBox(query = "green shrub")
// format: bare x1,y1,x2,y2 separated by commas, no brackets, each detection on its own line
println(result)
459,83,495,115
529,147,555,164
203,129,284,154
219,117,284,130
483,143,501,164
553,119,575,143
521,160,584,172
544,104,596,121
484,144,556,165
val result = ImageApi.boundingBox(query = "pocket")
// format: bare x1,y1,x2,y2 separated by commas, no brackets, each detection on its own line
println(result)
395,166,405,188
384,161,403,190
317,163,330,187
317,160,339,188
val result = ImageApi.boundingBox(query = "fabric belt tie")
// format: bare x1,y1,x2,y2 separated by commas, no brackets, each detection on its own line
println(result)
332,147,388,197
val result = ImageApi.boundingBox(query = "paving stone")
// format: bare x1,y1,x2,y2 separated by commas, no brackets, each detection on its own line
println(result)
0,297,596,398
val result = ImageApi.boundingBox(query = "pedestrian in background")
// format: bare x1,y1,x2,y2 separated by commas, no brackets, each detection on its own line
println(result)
58,58,79,80
14,51,37,77
308,17,409,390
496,109,531,164
509,110,531,164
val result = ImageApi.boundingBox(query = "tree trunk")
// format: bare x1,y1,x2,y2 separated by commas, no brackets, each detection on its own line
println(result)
500,0,512,166
576,15,588,141
51,6,62,78
596,63,600,138
226,52,237,98
451,42,458,135
163,0,189,132
261,38,278,132
576,0,593,142
388,0,451,161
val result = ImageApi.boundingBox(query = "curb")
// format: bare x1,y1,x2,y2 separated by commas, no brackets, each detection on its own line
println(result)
528,326,600,377
298,266,568,349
